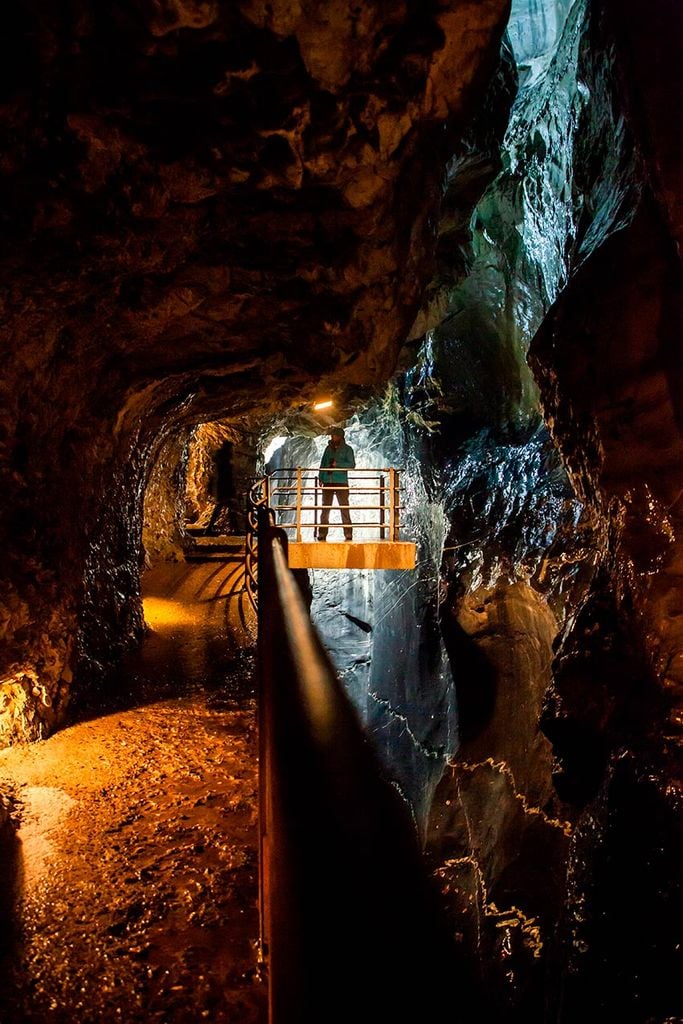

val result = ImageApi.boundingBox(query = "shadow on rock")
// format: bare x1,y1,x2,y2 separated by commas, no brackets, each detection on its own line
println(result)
440,612,497,743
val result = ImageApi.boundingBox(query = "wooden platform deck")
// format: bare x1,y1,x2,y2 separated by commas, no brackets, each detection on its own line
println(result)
286,541,416,570
185,529,416,572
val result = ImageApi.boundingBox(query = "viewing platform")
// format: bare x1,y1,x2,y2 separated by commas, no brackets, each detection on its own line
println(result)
287,540,416,570
249,467,417,572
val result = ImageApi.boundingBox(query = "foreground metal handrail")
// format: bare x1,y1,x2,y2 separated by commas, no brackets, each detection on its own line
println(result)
257,509,458,1023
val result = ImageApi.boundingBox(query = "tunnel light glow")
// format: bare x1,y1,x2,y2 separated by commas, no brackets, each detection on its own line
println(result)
263,435,287,465
0,671,43,744
312,399,333,411
143,597,201,629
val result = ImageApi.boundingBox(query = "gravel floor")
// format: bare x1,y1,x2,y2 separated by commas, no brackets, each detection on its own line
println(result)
0,560,267,1023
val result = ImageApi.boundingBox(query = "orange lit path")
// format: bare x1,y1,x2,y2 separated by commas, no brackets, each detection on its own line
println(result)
0,561,266,1024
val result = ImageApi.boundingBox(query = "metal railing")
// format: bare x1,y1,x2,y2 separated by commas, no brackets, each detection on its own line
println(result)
266,467,404,541
257,509,458,1023
244,478,266,612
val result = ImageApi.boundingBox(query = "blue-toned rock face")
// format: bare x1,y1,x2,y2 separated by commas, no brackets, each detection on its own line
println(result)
262,420,455,829
508,0,575,65
306,0,615,827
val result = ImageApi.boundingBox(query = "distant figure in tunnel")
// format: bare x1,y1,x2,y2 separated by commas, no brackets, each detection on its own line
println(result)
317,427,355,541
205,441,238,535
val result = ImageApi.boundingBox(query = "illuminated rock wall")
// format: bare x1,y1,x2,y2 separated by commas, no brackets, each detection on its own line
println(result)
142,430,191,565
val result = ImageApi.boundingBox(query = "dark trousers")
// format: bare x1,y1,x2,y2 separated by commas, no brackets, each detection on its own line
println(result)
318,485,352,540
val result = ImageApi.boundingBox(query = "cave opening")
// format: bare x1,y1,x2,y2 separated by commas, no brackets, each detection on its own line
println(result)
0,0,681,1021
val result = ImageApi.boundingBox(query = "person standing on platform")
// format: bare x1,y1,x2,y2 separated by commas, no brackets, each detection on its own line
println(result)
317,427,355,541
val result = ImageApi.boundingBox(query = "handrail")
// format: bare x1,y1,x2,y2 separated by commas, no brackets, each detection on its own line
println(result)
257,509,458,1023
266,466,405,542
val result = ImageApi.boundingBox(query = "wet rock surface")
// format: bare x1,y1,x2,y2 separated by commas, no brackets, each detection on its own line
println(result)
0,562,264,1023
142,431,193,565
425,580,571,1019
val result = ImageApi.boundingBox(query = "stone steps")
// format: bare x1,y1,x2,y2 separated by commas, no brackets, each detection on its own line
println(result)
184,532,246,562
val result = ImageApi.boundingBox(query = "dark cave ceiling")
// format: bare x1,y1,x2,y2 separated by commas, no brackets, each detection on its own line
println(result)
0,0,511,426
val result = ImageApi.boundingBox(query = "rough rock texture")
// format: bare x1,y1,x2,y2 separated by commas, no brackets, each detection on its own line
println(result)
429,761,570,1021
142,429,191,564
531,199,683,735
0,0,510,740
525,3,683,1006
424,581,568,1018
184,421,257,535
264,418,455,832
519,2,683,1019
185,425,234,530
299,0,590,929
441,580,557,805
141,419,256,564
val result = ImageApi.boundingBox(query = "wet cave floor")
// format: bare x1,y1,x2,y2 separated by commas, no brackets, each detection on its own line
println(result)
0,559,267,1024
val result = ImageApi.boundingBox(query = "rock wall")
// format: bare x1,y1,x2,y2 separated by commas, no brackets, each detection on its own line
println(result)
185,421,257,535
267,411,456,831
140,418,257,566
433,0,682,1017
306,0,591,825
525,1,683,1003
142,429,191,565
302,0,681,1018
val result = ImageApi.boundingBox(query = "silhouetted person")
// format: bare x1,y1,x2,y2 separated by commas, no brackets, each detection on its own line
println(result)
317,427,355,541
206,441,237,535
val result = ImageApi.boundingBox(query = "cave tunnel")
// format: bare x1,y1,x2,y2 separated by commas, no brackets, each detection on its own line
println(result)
0,1,682,1022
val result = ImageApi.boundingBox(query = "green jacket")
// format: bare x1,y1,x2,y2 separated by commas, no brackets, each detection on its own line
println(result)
319,441,355,486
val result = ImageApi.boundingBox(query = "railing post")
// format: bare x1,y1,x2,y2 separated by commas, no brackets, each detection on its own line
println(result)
379,474,386,540
257,509,289,1001
257,509,273,971
389,468,399,541
314,476,318,540
295,467,302,543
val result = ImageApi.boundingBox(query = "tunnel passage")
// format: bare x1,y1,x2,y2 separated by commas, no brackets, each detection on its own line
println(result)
143,421,258,566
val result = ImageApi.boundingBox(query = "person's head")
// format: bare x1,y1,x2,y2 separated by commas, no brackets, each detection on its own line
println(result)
330,427,344,447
